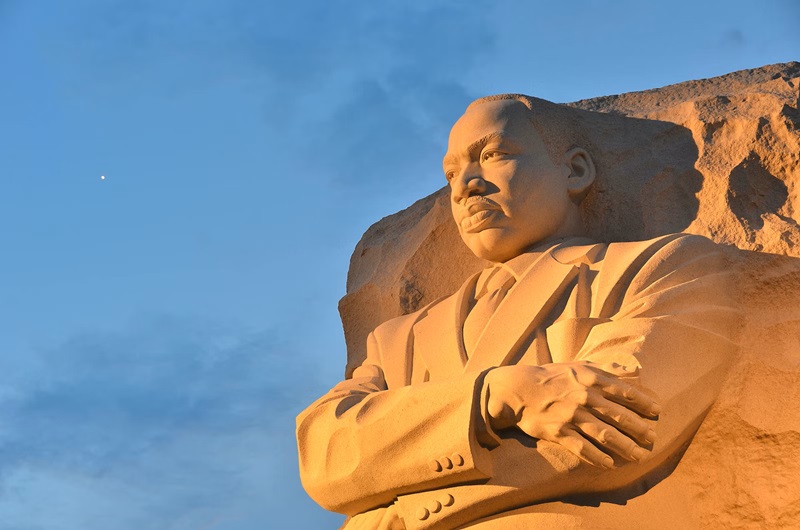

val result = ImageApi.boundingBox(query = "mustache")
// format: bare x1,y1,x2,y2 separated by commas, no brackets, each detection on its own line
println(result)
459,195,502,213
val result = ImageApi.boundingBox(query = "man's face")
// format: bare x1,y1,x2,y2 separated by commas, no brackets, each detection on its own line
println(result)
443,100,576,263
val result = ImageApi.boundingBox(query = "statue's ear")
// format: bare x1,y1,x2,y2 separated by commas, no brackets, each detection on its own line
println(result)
564,147,596,201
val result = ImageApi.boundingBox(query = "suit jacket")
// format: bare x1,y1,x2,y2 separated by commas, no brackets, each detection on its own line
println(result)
296,234,740,530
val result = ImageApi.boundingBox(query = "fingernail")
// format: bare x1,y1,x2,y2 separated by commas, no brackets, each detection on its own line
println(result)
645,429,657,444
602,456,615,469
650,402,662,415
631,447,648,462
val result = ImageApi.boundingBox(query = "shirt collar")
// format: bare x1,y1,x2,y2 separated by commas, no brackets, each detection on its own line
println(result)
490,235,596,281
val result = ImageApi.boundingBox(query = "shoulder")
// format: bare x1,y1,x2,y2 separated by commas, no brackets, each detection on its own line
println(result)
354,291,460,386
607,233,716,260
588,234,732,312
550,234,719,270
602,233,724,275
371,306,431,343
368,289,459,353
371,266,482,342
608,234,735,308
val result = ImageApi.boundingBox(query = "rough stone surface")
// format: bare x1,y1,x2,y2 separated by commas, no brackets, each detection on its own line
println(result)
568,62,800,257
337,63,800,528
646,250,800,529
342,62,800,372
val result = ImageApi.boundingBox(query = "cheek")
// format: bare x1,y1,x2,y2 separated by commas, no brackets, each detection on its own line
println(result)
503,172,540,213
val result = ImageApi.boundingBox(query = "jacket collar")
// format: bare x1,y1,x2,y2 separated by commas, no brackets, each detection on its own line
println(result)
414,237,599,378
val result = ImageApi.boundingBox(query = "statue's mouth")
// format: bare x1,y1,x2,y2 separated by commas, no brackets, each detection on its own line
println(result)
463,196,501,215
460,209,500,233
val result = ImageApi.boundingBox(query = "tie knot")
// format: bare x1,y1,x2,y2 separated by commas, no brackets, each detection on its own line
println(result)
476,266,516,300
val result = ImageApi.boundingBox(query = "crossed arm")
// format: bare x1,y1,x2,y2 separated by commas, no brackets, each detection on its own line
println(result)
297,357,659,518
296,235,739,517
482,362,660,468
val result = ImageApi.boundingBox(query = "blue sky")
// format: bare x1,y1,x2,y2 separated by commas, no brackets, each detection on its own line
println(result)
0,1,797,528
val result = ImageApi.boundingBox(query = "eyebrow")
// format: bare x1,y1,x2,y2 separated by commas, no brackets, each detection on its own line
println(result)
443,132,505,168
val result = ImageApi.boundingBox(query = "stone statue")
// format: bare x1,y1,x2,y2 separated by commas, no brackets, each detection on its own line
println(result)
297,93,742,529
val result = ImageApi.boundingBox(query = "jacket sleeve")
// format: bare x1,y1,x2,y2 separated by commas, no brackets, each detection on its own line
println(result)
575,234,741,455
296,321,494,516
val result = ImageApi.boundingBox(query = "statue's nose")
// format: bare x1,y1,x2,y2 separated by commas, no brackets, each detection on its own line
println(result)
452,168,486,202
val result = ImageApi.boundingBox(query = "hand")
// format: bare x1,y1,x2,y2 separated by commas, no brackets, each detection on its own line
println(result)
484,362,660,468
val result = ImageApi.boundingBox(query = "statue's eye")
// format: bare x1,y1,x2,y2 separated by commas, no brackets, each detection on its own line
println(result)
445,170,457,182
481,150,502,162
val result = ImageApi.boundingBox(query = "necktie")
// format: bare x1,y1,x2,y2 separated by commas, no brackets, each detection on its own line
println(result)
463,266,516,357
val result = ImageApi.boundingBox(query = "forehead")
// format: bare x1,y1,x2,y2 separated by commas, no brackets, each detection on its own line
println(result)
445,100,542,160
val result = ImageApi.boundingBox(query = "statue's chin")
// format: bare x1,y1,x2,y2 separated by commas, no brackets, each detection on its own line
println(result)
461,229,524,263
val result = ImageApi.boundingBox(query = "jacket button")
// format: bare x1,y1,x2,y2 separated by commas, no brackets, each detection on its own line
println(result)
429,500,442,513
451,453,464,466
442,456,453,469
417,507,430,520
443,494,455,506
429,460,442,472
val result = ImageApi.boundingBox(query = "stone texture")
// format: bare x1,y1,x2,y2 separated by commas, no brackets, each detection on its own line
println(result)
337,63,800,528
341,62,800,373
619,249,800,529
567,62,800,256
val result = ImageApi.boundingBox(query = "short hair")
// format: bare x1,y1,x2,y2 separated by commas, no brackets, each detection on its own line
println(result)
466,94,591,161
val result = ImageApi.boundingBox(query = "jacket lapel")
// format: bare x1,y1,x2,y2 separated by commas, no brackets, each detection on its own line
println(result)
413,272,480,381
464,251,579,373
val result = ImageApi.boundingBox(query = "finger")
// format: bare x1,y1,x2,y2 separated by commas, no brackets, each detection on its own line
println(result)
571,367,660,419
572,408,650,462
551,427,616,469
585,392,657,445
588,373,661,418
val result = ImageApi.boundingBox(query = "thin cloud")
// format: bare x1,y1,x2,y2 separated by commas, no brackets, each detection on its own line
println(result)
0,316,342,529
49,0,494,194
721,29,746,47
